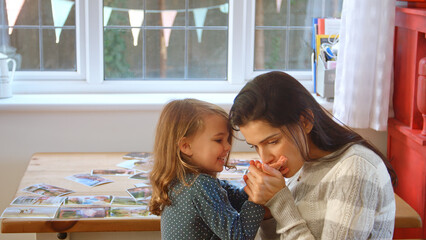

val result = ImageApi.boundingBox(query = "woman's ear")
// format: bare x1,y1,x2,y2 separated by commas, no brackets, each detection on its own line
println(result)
178,137,193,156
300,110,314,134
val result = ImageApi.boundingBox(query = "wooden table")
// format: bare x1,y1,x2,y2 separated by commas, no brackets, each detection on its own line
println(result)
1,152,422,239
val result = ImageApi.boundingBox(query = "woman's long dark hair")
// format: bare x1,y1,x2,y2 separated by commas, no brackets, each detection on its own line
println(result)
229,71,397,185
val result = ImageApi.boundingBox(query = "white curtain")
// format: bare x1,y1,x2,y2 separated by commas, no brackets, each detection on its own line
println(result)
333,0,395,131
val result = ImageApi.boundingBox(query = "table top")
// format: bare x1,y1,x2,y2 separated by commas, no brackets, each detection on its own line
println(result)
1,152,422,233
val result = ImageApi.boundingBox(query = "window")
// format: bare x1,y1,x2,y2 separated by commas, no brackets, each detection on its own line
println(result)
0,0,77,71
103,0,228,81
0,0,342,93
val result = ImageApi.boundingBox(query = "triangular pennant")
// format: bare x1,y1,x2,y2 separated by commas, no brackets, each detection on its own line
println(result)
103,6,113,27
160,10,177,47
193,8,208,43
219,3,229,14
5,0,25,35
128,9,144,46
51,0,75,43
276,0,282,13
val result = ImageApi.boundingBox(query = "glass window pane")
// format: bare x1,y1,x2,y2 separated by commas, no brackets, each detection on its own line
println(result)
188,0,228,26
4,0,39,26
41,0,75,26
255,0,287,27
9,29,39,70
43,29,76,70
104,29,142,79
287,30,311,70
324,0,342,18
289,0,322,26
255,0,342,71
145,0,185,26
104,0,142,26
145,29,184,79
188,30,227,79
254,30,286,70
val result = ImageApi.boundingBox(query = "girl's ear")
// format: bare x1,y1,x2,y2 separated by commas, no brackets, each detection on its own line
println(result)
178,137,193,156
300,110,314,134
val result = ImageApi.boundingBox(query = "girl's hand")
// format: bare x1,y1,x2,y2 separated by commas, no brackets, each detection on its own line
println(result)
243,159,288,205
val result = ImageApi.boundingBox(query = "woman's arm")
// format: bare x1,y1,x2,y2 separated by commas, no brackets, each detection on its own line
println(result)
245,157,395,240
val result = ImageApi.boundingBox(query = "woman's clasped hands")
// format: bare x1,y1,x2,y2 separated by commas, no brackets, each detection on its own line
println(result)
243,156,289,205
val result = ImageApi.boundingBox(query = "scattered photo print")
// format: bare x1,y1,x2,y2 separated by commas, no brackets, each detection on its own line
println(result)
109,207,150,218
91,169,136,176
21,183,74,197
10,196,36,205
65,195,112,205
57,207,108,219
66,174,112,187
129,171,150,182
117,160,150,171
122,152,153,161
111,196,148,206
222,167,248,174
134,182,150,188
127,187,152,201
228,158,251,167
11,196,65,206
1,207,59,218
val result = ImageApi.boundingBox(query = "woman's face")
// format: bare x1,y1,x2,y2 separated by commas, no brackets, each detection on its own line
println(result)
239,120,304,178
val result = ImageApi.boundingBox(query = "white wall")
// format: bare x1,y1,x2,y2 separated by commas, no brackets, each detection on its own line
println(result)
0,109,388,240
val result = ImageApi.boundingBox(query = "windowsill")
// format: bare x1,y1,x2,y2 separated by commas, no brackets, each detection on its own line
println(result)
0,93,334,112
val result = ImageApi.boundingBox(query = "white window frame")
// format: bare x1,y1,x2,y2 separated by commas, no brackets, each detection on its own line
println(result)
11,0,313,94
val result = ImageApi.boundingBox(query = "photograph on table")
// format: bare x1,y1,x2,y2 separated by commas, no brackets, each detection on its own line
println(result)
91,169,136,176
11,196,65,206
57,207,108,219
65,195,112,205
21,183,74,197
122,152,153,161
109,206,150,218
111,196,148,206
127,186,152,201
1,206,59,218
66,174,113,187
227,158,251,167
129,171,150,182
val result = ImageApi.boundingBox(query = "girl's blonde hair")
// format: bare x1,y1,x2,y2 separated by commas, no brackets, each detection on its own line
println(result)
149,98,233,216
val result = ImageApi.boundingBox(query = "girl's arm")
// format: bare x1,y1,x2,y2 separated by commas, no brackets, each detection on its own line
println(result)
219,179,248,212
192,174,265,240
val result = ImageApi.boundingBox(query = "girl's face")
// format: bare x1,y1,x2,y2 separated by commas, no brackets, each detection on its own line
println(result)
186,114,231,174
239,120,304,178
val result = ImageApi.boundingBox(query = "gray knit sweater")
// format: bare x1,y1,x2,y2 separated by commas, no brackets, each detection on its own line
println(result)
258,144,395,240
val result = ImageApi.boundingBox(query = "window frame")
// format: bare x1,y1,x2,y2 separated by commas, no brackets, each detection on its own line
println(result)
11,0,313,94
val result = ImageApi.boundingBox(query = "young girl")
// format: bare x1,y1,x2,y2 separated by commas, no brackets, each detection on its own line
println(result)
149,98,265,240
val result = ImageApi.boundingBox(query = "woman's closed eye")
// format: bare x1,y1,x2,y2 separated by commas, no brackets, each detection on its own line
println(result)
249,144,258,150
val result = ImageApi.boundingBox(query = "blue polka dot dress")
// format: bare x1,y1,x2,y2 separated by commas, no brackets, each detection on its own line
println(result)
161,173,265,240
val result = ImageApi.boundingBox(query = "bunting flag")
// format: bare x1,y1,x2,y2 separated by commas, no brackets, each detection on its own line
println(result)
128,9,144,46
219,3,229,14
161,10,177,47
276,0,282,13
5,0,25,35
51,0,75,43
103,6,113,27
193,8,208,43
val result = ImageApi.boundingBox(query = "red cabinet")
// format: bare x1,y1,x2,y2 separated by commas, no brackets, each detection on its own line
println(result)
388,6,426,239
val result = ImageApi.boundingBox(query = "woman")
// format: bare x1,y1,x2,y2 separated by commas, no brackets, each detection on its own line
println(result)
229,71,396,239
